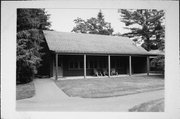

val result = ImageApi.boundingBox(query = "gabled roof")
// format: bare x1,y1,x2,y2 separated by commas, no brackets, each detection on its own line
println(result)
43,30,162,55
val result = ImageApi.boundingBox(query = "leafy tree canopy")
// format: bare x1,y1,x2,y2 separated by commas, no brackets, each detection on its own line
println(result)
72,10,114,35
17,9,51,84
17,9,51,32
120,9,165,51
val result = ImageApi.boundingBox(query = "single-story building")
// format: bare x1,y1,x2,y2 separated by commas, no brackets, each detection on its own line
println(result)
42,30,164,80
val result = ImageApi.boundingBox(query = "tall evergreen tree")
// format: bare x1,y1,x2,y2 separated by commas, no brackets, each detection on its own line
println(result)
72,10,114,35
17,9,51,83
120,9,165,51
120,9,165,73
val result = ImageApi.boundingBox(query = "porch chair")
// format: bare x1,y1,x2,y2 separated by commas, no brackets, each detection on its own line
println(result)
93,68,102,76
111,68,118,75
102,68,108,76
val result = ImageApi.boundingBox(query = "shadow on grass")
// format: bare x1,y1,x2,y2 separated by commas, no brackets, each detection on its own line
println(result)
16,81,35,100
129,98,164,112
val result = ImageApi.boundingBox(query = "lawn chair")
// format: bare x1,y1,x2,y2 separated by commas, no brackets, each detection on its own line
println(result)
111,68,118,75
102,68,108,76
93,69,102,76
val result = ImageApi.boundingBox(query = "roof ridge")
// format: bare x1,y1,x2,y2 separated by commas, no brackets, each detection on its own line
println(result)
44,30,129,39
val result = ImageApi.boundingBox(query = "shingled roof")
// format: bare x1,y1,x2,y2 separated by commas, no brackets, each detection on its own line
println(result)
43,30,162,55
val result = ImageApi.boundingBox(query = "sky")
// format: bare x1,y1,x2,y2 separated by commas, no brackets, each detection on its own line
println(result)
46,9,130,34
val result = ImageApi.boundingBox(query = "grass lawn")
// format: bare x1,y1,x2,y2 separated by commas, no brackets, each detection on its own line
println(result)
129,98,164,112
16,81,35,100
55,75,164,98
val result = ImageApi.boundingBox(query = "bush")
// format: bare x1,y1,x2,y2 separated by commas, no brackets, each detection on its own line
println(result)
16,81,35,100
151,56,164,74
17,9,51,84
17,60,34,84
16,29,43,84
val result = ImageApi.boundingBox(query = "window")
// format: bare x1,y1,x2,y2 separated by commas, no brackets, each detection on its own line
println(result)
69,61,74,68
103,62,107,68
80,61,83,68
68,59,84,69
90,61,94,68
74,62,78,68
111,62,115,68
99,62,103,68
87,60,90,69
94,61,97,68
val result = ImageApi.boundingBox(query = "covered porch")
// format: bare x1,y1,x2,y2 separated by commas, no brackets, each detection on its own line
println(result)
51,53,150,80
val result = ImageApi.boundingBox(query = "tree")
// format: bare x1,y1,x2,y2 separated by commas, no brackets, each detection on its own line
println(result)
72,10,114,35
120,9,165,73
120,9,165,51
17,9,51,32
17,9,51,84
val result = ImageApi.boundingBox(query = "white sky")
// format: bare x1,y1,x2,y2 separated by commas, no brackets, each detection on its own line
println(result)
46,9,130,34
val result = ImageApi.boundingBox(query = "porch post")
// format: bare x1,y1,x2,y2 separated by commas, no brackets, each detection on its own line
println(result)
129,56,132,76
84,54,86,79
55,53,58,80
147,56,150,76
108,55,111,77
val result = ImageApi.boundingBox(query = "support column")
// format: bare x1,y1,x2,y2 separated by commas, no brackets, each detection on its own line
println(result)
55,53,58,80
108,55,111,77
147,56,150,76
129,56,132,76
84,54,86,79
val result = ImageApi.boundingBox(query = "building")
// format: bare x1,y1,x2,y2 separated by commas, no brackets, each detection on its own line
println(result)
42,30,163,80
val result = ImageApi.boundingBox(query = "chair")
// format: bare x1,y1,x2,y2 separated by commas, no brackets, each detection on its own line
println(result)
93,69,102,76
111,68,118,75
102,68,108,76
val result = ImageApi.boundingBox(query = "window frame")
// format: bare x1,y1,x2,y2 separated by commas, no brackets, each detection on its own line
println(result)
68,59,84,70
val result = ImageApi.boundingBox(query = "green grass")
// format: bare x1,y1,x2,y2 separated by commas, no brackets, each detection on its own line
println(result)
16,81,35,100
129,98,164,112
55,75,164,98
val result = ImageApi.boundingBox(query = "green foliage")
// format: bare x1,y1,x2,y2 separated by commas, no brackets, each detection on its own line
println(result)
120,9,165,51
17,9,51,84
72,10,114,35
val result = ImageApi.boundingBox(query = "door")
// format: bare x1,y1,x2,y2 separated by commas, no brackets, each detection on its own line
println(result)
53,55,63,77
58,55,63,77
58,63,63,77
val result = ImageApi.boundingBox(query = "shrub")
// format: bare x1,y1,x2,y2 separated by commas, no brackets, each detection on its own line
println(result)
16,29,43,84
16,9,51,84
151,55,164,74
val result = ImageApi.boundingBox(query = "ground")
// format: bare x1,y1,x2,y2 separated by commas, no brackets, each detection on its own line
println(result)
16,81,35,100
16,75,164,111
55,75,164,98
129,98,164,112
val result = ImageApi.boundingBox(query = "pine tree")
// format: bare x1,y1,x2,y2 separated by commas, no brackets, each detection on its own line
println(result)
120,9,165,51
120,9,165,73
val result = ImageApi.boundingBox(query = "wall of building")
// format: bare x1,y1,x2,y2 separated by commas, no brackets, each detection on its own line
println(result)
50,55,148,77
